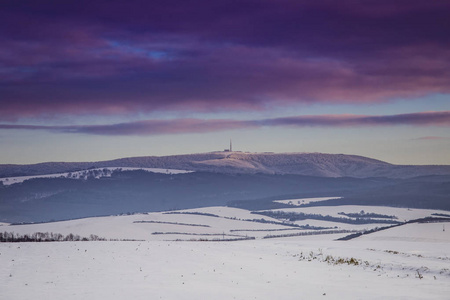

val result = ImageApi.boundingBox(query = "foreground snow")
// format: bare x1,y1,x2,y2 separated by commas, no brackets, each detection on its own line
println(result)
1,205,449,299
1,231,449,300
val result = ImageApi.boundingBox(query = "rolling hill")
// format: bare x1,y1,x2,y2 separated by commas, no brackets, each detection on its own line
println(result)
1,152,450,179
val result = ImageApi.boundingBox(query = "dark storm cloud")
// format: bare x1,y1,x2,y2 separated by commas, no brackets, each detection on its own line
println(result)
1,1,450,119
1,112,448,136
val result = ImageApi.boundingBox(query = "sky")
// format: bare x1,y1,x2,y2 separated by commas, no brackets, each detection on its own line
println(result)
0,0,449,165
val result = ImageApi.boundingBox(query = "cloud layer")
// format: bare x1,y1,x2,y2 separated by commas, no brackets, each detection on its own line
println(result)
412,136,450,141
1,112,448,136
1,1,450,120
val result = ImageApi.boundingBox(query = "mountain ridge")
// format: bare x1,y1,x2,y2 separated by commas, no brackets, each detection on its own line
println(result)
1,152,450,179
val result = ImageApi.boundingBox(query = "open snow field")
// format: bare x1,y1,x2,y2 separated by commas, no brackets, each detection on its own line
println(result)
1,232,449,300
2,205,449,240
3,207,292,241
1,206,450,299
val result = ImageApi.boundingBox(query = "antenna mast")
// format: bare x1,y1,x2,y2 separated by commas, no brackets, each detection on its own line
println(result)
230,139,232,152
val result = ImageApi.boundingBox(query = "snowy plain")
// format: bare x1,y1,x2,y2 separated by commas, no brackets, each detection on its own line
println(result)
1,203,450,299
5,204,442,241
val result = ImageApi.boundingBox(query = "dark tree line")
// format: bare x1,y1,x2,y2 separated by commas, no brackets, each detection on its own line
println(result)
0,232,106,242
337,216,450,240
337,211,397,219
252,211,401,225
133,220,210,227
431,213,450,218
164,212,220,218
263,229,357,239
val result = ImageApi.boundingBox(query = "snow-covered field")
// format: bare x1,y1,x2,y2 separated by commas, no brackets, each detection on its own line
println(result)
1,205,449,299
3,205,449,240
1,207,312,241
0,167,193,185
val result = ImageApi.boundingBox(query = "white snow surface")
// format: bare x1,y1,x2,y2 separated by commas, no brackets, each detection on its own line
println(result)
178,206,281,221
0,167,192,185
3,207,302,241
1,206,450,299
4,206,448,241
1,230,449,299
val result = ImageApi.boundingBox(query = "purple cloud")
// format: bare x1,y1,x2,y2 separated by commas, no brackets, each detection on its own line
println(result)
1,1,450,120
1,111,448,136
262,112,450,127
412,136,450,141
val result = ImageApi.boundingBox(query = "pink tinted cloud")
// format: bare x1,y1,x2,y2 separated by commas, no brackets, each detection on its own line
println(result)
1,111,448,136
262,111,450,127
412,136,450,141
2,45,450,121
1,1,450,119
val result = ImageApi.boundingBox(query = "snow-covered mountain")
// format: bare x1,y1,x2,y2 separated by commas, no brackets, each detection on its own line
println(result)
1,152,450,179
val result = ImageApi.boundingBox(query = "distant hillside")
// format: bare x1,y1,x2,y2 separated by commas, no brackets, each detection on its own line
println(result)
1,152,450,179
1,170,449,223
